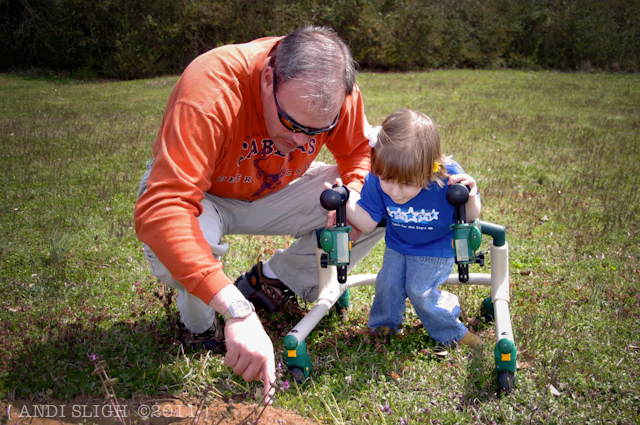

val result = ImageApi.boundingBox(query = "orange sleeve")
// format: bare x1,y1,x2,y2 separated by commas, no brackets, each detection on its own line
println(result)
134,100,233,305
134,37,279,305
324,85,371,193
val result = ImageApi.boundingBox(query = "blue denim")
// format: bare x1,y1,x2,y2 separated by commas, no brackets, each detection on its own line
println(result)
368,246,468,344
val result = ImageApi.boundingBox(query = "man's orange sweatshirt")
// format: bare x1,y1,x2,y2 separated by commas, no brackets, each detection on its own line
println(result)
134,36,371,305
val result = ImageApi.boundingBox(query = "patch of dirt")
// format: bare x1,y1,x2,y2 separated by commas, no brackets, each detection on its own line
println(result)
1,395,319,425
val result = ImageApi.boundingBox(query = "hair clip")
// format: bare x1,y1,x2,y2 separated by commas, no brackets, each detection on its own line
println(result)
368,125,381,148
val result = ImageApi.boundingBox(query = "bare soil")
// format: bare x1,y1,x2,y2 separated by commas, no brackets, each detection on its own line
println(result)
1,395,319,425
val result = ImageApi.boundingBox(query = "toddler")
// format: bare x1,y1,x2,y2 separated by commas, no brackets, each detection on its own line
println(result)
330,109,482,347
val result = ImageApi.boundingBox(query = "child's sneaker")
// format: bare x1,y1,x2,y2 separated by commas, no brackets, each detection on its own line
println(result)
459,331,483,348
234,261,299,313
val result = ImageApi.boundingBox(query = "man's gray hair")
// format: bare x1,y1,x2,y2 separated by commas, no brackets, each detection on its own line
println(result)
273,26,357,115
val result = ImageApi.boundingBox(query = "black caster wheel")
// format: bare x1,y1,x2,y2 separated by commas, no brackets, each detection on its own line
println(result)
290,367,306,385
497,371,515,395
330,303,348,320
480,297,495,323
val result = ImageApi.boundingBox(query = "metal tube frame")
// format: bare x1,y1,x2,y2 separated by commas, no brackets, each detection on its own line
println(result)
283,221,516,392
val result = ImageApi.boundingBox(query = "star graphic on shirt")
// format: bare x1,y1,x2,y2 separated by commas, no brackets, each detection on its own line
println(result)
416,208,439,223
406,207,419,223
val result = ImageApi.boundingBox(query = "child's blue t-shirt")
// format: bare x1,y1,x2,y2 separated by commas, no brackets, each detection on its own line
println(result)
357,161,471,257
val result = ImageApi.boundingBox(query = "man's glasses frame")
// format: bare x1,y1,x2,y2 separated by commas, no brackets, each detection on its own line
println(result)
273,69,340,136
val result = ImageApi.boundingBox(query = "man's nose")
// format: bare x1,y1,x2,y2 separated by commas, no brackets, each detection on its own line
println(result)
292,132,312,146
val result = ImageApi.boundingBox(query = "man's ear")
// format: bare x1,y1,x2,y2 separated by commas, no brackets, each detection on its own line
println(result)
262,65,274,93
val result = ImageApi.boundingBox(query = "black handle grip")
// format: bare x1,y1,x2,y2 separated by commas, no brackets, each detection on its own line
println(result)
446,183,469,207
320,185,349,227
447,183,469,224
320,185,349,210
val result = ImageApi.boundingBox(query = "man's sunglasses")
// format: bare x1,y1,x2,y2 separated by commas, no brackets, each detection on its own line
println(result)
273,69,340,136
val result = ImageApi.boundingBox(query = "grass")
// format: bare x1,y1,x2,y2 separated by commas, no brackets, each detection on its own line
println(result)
0,69,639,424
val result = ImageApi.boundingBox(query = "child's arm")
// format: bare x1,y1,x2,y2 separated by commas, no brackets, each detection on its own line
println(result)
324,179,379,234
447,173,482,222
346,190,380,233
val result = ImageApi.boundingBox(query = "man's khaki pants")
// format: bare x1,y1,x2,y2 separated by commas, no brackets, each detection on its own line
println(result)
138,161,385,334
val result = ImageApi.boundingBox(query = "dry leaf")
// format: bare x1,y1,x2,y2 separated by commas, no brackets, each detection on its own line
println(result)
517,352,537,369
549,384,561,396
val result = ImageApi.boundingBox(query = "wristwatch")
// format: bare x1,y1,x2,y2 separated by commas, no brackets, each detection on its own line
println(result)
221,299,255,322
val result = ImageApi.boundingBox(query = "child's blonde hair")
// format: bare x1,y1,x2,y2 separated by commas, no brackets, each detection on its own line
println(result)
370,109,449,188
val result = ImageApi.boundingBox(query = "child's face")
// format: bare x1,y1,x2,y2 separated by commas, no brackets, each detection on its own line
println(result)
379,178,422,204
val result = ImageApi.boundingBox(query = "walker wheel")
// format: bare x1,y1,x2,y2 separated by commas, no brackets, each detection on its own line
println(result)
497,371,515,395
480,297,495,322
290,367,306,384
331,303,348,320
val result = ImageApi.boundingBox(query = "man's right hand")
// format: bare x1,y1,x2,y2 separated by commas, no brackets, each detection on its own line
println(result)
209,285,276,402
224,312,276,402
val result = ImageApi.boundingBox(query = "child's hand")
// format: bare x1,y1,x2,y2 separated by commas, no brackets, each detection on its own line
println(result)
448,173,482,221
448,173,478,197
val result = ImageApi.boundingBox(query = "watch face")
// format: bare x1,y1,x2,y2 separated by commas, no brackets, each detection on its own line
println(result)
232,300,252,317
223,299,254,321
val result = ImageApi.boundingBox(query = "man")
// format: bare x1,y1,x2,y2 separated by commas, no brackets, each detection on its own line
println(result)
134,26,384,399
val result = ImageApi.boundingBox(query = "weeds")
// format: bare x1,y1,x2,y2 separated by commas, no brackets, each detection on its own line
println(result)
87,353,291,425
1,71,639,424
88,353,128,425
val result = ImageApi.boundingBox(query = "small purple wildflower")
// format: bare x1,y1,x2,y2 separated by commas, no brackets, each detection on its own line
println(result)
379,401,392,414
282,381,290,390
88,353,97,361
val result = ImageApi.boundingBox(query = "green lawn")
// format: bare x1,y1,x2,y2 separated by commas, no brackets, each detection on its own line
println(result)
1,70,639,424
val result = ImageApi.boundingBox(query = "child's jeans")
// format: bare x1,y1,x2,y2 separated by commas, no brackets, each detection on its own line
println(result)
368,246,468,344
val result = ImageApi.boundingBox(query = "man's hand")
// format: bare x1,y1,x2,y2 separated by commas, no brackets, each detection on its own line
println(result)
209,285,276,402
323,178,364,241
224,313,276,402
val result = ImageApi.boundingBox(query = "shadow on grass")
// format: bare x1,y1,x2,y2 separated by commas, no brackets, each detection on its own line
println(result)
2,315,186,400
2,299,313,402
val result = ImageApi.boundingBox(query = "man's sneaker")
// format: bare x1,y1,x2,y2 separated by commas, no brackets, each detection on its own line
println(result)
234,261,298,313
183,316,224,352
